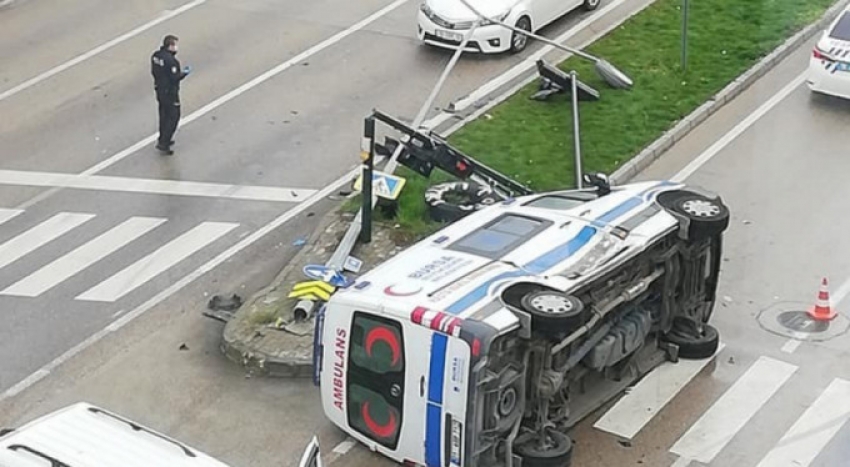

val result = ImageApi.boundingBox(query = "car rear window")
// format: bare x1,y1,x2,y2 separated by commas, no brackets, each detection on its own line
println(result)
347,312,405,449
830,12,850,41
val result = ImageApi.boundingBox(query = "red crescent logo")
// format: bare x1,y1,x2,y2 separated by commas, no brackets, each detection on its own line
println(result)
365,327,401,366
362,402,397,439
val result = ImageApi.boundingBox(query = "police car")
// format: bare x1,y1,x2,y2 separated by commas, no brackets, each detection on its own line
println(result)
808,4,850,99
315,174,729,467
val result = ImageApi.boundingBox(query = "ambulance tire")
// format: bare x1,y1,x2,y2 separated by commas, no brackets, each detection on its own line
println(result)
656,190,730,241
661,316,720,360
515,429,573,467
424,181,502,223
520,290,586,338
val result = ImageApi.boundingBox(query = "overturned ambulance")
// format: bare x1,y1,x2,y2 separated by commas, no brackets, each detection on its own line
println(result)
314,175,730,467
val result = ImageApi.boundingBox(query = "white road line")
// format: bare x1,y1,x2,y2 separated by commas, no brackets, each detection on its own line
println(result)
421,0,631,131
669,356,798,464
81,0,410,178
0,164,356,403
77,221,238,302
755,378,850,467
670,457,692,467
593,343,726,440
0,169,316,202
671,71,807,183
781,332,807,354
1,217,166,297
0,0,207,102
0,209,23,225
781,276,850,353
331,438,357,455
0,212,95,271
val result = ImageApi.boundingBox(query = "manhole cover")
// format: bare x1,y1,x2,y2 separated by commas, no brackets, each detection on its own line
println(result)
757,301,850,342
776,311,830,333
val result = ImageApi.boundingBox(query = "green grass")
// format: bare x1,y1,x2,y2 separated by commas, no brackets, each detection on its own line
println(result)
383,0,835,240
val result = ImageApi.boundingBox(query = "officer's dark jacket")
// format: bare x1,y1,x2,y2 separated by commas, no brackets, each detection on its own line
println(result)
150,46,185,101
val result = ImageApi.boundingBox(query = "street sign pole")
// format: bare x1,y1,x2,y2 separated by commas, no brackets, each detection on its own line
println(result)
681,0,690,72
570,71,583,189
360,117,375,244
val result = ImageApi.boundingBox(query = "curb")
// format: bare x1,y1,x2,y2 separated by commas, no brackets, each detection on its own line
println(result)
219,205,345,378
609,0,850,184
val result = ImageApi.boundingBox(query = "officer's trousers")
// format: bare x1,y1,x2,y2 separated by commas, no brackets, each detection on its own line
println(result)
157,98,181,147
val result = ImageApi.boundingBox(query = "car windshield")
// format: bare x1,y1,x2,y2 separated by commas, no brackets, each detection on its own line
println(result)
830,12,850,41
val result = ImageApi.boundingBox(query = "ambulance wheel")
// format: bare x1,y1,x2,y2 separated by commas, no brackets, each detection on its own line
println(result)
424,181,501,223
657,190,730,241
520,290,586,337
515,429,573,467
661,316,720,359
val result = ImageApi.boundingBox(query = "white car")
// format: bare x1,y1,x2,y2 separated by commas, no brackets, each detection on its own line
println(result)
417,0,601,54
807,5,850,99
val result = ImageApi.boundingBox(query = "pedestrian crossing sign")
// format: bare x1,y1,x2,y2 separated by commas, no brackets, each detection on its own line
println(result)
353,171,406,200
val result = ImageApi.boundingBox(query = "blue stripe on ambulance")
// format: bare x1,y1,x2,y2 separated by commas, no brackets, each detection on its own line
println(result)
445,182,669,316
426,333,448,467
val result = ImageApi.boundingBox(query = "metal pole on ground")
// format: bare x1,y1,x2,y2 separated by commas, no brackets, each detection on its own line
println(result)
360,116,375,244
570,71,583,189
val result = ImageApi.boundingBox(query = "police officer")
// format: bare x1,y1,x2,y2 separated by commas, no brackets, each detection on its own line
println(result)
151,35,191,155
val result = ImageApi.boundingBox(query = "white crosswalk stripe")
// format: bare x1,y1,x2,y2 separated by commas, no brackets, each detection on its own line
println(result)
76,221,239,302
0,212,95,271
593,349,850,467
0,208,23,225
669,356,798,464
755,378,850,467
1,217,166,297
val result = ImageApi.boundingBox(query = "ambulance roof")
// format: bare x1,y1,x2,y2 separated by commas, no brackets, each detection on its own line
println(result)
333,181,682,330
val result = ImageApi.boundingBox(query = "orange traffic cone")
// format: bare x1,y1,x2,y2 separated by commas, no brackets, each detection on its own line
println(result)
808,277,837,321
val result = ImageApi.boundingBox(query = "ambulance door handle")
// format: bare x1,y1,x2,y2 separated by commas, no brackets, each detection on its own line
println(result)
420,376,425,397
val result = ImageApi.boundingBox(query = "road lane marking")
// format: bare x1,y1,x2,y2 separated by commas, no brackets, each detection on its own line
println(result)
332,438,357,455
593,343,725,440
1,217,166,297
669,356,797,464
0,0,207,102
76,221,238,302
781,276,850,353
0,164,357,402
0,169,316,202
671,71,807,183
670,457,692,467
0,209,23,225
15,0,411,211
755,378,850,467
0,212,95,271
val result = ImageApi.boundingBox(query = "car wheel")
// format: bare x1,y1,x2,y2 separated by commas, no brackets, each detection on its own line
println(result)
661,316,720,359
515,429,573,467
520,290,586,337
657,190,730,241
583,0,601,11
510,16,532,54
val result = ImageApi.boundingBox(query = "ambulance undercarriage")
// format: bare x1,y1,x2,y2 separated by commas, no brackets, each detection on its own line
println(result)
470,212,725,467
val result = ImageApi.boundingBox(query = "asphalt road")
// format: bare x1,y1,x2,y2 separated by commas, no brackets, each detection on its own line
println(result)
5,1,849,467
0,0,642,395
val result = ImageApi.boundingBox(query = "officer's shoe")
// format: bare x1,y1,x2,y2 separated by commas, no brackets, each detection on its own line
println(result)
156,144,174,156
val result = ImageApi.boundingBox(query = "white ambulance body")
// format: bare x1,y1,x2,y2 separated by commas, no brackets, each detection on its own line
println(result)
316,179,730,467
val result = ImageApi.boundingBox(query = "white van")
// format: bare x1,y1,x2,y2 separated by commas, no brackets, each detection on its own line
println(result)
314,176,730,467
0,402,323,467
